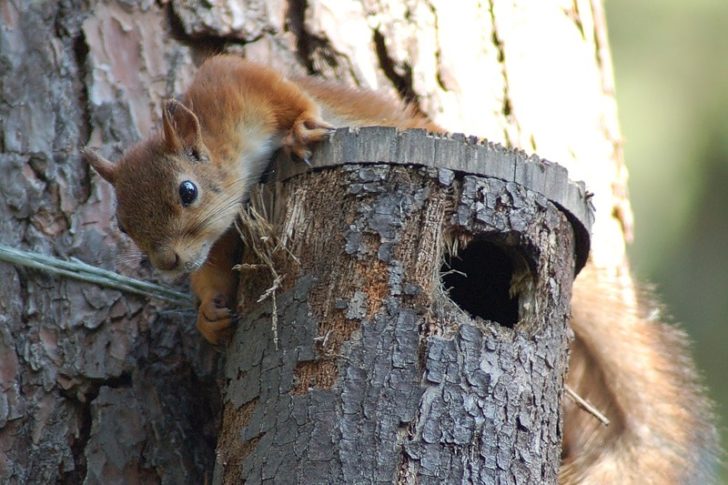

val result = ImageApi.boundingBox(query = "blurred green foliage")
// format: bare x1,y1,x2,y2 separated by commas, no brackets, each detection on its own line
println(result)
607,0,728,477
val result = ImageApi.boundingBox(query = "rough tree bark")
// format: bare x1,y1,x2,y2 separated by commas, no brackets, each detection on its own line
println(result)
217,128,590,483
0,0,627,483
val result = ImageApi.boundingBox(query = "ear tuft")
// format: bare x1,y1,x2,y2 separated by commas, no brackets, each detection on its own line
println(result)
81,148,116,184
162,99,202,153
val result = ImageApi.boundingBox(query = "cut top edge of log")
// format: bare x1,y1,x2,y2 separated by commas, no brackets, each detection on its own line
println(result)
270,127,595,274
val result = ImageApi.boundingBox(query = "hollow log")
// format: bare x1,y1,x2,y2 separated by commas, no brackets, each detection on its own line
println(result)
216,129,588,484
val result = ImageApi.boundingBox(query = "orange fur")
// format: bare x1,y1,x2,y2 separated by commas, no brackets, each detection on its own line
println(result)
84,55,337,342
562,265,718,484
292,76,442,132
83,54,718,481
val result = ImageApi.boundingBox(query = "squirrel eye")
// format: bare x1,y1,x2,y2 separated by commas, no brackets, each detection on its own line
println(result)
179,180,198,206
118,223,128,235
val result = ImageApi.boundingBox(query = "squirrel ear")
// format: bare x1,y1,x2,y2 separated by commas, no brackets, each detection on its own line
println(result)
82,148,116,184
162,99,202,153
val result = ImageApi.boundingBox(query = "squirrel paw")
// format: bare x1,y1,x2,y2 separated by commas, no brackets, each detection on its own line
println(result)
284,114,334,161
196,294,236,345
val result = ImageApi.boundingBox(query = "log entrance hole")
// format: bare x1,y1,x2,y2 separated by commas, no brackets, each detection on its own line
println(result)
441,240,525,328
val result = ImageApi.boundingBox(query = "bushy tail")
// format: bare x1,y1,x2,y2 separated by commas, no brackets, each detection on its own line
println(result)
561,265,720,484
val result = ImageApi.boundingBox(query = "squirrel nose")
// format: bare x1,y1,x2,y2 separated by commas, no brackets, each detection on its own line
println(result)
152,251,180,271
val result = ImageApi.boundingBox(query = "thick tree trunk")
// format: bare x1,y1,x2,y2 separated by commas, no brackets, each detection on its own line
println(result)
0,2,217,483
217,129,587,483
0,1,625,483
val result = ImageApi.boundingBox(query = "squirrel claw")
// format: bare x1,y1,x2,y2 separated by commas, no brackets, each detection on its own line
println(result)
196,295,236,345
295,116,334,143
283,113,333,164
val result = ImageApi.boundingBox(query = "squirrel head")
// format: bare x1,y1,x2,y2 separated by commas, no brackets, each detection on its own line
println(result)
83,99,243,275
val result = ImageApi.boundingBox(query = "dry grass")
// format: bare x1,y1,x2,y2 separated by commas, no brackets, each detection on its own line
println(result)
234,187,298,347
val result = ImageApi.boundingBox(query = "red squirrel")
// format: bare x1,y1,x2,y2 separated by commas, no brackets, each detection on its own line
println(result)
82,55,716,483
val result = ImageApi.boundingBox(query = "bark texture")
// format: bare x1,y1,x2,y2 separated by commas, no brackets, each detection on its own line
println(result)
0,1,216,483
0,0,626,483
219,145,577,482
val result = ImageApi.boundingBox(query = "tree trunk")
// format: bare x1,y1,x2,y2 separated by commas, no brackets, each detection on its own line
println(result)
0,2,217,483
217,128,588,483
0,1,626,484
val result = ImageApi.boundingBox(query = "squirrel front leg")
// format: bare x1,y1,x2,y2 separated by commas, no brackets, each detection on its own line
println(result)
257,75,334,161
190,227,241,345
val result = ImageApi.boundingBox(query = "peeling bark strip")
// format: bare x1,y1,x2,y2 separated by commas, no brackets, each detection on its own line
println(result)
218,135,579,483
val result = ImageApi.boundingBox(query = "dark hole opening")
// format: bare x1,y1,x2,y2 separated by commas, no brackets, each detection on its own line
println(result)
441,240,519,327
